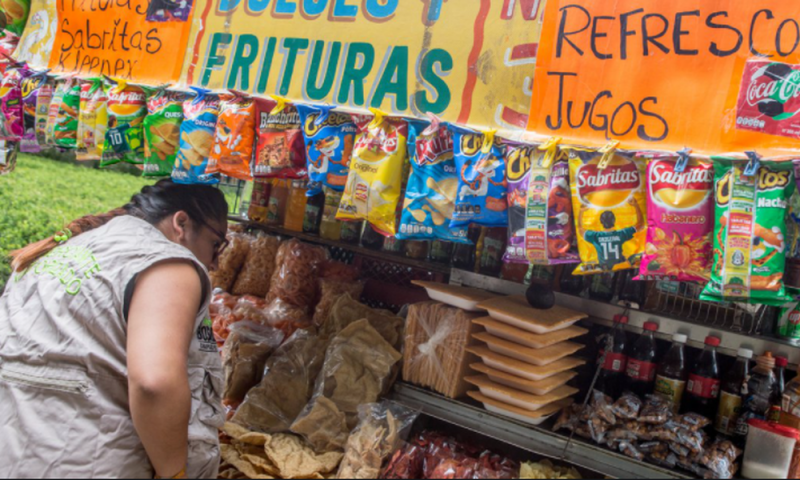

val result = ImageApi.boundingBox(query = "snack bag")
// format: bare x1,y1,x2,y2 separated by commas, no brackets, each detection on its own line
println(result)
296,104,356,197
54,78,81,149
45,78,68,146
34,77,53,146
143,88,184,177
0,0,30,36
76,78,106,159
209,91,256,181
567,147,647,275
20,70,47,153
524,143,579,265
173,87,221,185
504,141,534,263
0,66,28,141
0,139,18,175
639,153,714,282
101,80,147,166
397,118,468,243
254,97,306,179
450,126,508,229
700,157,795,306
336,110,407,236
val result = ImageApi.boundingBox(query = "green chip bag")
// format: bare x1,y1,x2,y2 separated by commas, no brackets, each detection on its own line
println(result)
101,79,148,167
143,89,184,177
701,157,796,306
53,79,80,149
1,0,31,37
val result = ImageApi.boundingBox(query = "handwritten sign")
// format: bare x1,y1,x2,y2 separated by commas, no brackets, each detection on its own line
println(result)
528,1,800,155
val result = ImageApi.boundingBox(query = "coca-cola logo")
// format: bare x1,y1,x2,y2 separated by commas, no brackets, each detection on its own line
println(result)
576,159,640,207
747,66,800,108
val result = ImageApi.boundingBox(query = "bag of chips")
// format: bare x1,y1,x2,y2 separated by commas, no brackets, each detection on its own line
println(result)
45,78,68,146
0,0,30,36
34,77,53,146
173,87,221,185
504,141,534,263
567,146,647,275
336,110,407,236
54,78,81,149
76,78,106,159
254,97,306,179
450,126,508,229
20,70,47,153
209,91,256,181
101,80,147,165
398,117,468,243
143,88,184,177
700,157,795,305
524,142,580,265
638,153,714,282
296,104,356,197
0,65,28,141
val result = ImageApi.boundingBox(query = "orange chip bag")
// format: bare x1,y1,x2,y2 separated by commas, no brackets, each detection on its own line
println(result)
567,147,647,275
209,91,256,181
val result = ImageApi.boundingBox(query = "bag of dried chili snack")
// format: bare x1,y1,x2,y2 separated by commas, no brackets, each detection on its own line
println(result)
254,97,306,179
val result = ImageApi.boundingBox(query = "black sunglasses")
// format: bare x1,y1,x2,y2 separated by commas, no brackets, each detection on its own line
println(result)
197,219,229,258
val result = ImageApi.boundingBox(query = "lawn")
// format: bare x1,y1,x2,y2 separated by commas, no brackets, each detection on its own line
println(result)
0,155,154,289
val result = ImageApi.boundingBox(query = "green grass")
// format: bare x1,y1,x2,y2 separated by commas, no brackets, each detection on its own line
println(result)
0,155,154,289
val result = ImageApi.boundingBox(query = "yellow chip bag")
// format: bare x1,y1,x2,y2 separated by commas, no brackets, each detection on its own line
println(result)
336,109,408,236
567,146,647,275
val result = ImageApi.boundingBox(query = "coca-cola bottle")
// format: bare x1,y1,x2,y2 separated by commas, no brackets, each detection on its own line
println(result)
625,321,659,397
617,269,646,309
654,333,688,413
594,315,630,399
682,336,721,419
588,272,616,303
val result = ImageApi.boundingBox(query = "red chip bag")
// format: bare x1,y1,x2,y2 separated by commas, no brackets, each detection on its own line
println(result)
254,97,306,179
209,91,256,181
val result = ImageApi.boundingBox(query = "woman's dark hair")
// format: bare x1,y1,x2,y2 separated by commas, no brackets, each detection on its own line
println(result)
11,179,228,272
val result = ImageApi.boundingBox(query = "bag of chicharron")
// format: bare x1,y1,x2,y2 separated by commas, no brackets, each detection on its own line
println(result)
567,146,647,275
638,153,714,283
700,157,795,306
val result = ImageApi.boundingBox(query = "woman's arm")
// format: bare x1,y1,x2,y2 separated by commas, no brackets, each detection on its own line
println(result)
127,260,203,478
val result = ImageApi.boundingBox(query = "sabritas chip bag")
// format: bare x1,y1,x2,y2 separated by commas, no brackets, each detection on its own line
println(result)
397,117,468,243
34,77,53,146
700,158,795,306
143,88,184,177
54,78,81,149
20,70,46,153
209,91,256,181
77,78,106,159
254,97,305,179
297,104,356,197
450,126,508,229
567,147,647,275
101,80,147,166
638,153,714,282
0,65,28,141
173,88,221,185
336,110,407,235
45,78,68,146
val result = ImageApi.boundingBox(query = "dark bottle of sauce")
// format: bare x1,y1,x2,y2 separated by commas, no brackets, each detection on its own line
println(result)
682,336,721,420
715,348,752,437
771,356,789,423
594,315,630,400
625,321,659,398
617,269,646,309
559,267,586,296
654,333,688,413
360,223,385,250
479,227,507,277
735,352,777,440
429,240,454,264
588,272,617,303
302,191,325,234
453,226,481,271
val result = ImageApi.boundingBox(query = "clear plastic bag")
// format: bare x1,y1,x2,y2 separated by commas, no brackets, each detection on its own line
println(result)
266,238,328,308
222,321,284,409
210,233,251,292
263,296,313,338
313,278,365,328
381,442,425,479
322,294,403,349
336,401,419,479
231,234,281,297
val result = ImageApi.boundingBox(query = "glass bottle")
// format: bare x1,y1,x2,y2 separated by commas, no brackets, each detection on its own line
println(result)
735,352,777,440
595,315,630,400
682,336,721,420
625,321,659,398
654,333,688,413
715,348,752,437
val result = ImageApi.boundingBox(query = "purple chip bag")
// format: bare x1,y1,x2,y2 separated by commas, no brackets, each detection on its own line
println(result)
0,66,29,141
504,142,534,263
20,71,47,153
146,0,194,22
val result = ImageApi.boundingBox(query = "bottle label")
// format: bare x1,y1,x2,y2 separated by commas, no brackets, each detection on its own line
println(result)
626,359,657,382
600,351,628,373
687,374,720,399
768,405,782,423
654,375,685,412
715,390,743,435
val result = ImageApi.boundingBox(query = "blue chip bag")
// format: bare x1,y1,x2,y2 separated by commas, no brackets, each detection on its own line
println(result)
296,104,357,197
450,126,508,229
173,88,221,185
398,118,469,243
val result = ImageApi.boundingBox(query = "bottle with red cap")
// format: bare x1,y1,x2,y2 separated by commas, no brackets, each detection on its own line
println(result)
594,314,630,399
771,356,789,423
682,335,721,419
625,321,659,397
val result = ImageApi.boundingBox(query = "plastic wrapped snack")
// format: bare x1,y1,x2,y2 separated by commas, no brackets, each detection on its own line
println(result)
450,126,508,229
76,78,106,159
34,77,53,146
231,234,280,297
254,97,306,179
296,104,357,197
173,87,221,185
232,330,327,433
143,88,184,177
520,459,582,479
209,91,256,181
701,157,795,305
101,80,147,165
0,140,18,175
321,294,403,350
0,64,27,142
54,78,81,149
612,393,643,420
639,395,673,425
567,146,647,275
381,442,425,480
313,278,365,328
20,70,47,153
266,239,328,309
290,319,402,452
211,291,238,343
1,0,30,36
504,141,534,264
222,321,284,408
336,401,419,479
210,233,251,292
45,78,68,146
336,110,408,236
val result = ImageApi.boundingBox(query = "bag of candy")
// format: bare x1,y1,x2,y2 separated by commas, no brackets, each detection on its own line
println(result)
567,146,647,275
76,78,106,159
296,104,356,197
20,70,47,153
397,117,468,243
209,91,256,181
254,97,306,179
54,78,81,149
700,157,795,306
524,142,579,265
34,77,53,146
450,126,508,229
638,153,714,282
143,88,184,177
173,87,221,185
0,0,30,36
336,110,407,236
101,79,147,165
0,65,28,141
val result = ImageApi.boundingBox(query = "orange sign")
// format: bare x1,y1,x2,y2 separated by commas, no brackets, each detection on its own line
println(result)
528,1,800,156
47,0,194,83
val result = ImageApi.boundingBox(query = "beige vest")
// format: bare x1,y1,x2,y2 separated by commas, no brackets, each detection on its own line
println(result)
0,216,224,478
